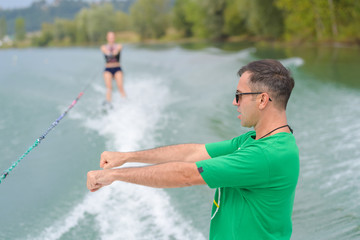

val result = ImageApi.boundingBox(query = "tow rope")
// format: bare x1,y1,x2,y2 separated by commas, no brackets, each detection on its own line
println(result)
0,83,92,184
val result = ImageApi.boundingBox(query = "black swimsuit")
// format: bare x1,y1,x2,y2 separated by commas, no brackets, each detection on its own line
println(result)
104,66,122,75
104,45,122,76
105,52,120,63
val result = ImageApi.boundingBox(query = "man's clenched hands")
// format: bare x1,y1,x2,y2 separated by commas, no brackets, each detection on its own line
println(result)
87,151,127,192
87,169,115,192
100,151,127,169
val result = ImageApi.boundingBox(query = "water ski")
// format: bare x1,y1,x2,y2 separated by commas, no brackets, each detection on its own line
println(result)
102,101,113,114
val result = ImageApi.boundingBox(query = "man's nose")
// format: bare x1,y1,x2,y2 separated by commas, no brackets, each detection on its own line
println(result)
232,97,239,106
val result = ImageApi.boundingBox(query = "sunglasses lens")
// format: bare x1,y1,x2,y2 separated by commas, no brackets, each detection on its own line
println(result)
235,94,239,103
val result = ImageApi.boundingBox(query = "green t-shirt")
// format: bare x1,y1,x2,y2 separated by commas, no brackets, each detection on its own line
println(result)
196,131,299,240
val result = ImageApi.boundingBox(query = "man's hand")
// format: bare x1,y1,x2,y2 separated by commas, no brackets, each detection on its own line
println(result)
100,151,127,169
87,169,114,192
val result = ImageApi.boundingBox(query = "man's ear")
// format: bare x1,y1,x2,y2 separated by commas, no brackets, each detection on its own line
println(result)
258,93,270,110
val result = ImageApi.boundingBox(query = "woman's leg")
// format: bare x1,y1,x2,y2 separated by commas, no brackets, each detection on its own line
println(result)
114,71,126,98
103,71,113,102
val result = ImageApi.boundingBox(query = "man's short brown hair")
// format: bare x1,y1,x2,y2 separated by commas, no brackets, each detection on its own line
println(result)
238,59,295,109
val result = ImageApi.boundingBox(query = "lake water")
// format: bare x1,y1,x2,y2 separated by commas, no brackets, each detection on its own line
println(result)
0,43,359,239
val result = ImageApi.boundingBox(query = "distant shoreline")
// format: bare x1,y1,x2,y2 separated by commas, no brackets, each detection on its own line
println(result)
2,36,360,50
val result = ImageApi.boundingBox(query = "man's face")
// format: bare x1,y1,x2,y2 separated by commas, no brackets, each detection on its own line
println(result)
233,71,259,127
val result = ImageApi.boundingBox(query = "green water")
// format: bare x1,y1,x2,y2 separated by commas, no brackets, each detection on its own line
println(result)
0,43,359,239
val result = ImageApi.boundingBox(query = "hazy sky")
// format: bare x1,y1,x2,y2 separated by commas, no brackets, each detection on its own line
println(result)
0,0,99,9
0,0,35,9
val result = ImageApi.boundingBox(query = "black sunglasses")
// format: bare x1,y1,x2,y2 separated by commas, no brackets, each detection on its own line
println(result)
235,91,272,103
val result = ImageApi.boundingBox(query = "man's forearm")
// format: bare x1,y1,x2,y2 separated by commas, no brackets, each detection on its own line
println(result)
87,161,206,191
114,162,205,188
126,144,210,164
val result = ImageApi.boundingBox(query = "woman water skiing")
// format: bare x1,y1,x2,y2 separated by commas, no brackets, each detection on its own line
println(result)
101,31,126,105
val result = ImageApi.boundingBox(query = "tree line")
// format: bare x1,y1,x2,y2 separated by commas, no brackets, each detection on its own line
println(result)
0,0,138,35
2,0,360,47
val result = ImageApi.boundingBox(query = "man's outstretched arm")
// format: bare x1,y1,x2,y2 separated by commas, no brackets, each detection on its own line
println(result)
100,144,210,169
87,161,205,192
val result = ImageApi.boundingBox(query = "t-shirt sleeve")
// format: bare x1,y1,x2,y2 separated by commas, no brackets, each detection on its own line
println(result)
196,145,269,189
205,135,245,158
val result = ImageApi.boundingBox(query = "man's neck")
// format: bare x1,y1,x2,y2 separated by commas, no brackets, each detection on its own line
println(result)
254,110,290,140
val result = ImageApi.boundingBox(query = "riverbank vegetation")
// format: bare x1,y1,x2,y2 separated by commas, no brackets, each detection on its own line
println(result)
1,0,360,48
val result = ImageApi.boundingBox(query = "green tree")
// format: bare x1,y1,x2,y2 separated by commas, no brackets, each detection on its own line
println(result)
75,8,89,44
274,0,360,41
53,18,77,44
174,0,207,38
0,18,7,39
130,0,171,40
114,11,131,32
331,0,360,41
172,0,194,37
54,18,67,41
15,17,26,41
32,23,53,46
172,0,283,40
245,0,284,39
201,0,227,40
87,4,116,43
275,0,314,41
75,4,118,44
223,0,248,36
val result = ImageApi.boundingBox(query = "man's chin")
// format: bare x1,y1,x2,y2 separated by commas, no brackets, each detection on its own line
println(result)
240,120,246,127
240,120,251,128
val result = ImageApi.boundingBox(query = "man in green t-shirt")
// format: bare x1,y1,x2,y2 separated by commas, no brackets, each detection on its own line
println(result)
87,59,299,240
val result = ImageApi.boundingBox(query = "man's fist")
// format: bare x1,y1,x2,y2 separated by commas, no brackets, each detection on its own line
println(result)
87,169,114,192
100,151,127,169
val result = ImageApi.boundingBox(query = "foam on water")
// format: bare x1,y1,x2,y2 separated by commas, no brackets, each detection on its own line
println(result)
234,47,256,59
84,77,170,151
35,183,204,240
280,57,304,68
34,77,205,240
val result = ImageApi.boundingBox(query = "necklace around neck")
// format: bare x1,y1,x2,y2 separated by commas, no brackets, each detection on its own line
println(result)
258,125,293,140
